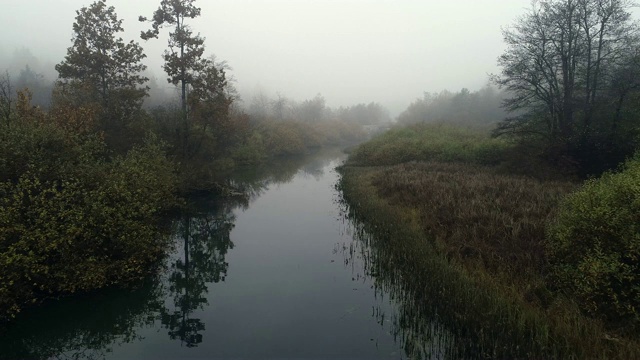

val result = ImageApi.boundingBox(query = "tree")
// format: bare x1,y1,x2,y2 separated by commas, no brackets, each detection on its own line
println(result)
271,93,291,120
248,89,273,121
140,0,206,115
186,58,236,157
295,94,327,123
140,0,211,158
397,87,504,126
335,102,391,125
493,0,640,173
14,65,52,108
0,72,13,126
56,0,148,127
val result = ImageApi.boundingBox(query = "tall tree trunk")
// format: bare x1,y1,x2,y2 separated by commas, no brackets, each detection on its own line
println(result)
177,15,189,159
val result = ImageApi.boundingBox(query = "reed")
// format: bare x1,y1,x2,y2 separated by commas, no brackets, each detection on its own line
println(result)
337,123,640,358
338,166,640,358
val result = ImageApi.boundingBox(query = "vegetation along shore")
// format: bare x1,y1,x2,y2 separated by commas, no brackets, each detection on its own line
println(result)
0,0,378,321
338,0,640,356
2,0,640,358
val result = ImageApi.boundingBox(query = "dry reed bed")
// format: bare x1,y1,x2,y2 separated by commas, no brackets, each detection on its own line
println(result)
373,162,574,286
339,163,640,358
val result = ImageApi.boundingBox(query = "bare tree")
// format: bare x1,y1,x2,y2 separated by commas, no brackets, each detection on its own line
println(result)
271,93,290,120
493,0,638,148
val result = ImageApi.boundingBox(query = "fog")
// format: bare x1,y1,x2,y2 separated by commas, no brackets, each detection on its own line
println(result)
2,0,533,115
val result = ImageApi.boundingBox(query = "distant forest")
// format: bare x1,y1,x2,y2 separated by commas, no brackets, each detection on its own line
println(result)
397,86,506,127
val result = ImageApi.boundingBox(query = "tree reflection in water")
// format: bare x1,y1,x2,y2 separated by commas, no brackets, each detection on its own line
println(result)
0,279,164,360
160,201,236,347
158,149,339,347
0,148,345,359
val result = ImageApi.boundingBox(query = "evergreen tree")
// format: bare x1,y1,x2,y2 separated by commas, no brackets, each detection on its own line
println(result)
140,0,207,116
56,0,148,128
140,0,211,158
140,1,234,160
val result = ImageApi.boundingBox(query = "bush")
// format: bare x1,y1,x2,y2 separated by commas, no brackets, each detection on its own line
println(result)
546,154,640,330
261,121,307,156
0,120,177,320
231,131,267,166
0,120,106,184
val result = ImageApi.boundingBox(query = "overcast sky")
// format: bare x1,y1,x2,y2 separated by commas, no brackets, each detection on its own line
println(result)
1,0,538,114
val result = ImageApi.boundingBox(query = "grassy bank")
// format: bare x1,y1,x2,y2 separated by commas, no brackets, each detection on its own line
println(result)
338,124,640,358
348,123,509,166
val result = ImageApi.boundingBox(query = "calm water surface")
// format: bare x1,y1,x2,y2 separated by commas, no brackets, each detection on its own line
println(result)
1,150,450,359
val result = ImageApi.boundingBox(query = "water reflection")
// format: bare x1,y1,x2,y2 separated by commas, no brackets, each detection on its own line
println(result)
160,203,235,347
228,149,333,199
0,148,344,359
0,280,163,360
157,149,343,350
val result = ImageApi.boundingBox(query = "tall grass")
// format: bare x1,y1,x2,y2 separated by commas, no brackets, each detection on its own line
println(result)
339,166,640,358
338,123,640,357
373,162,574,280
348,123,510,166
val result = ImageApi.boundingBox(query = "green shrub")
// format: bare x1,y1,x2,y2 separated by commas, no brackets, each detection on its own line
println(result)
0,121,177,320
259,121,307,156
0,121,107,184
231,131,267,166
546,154,640,330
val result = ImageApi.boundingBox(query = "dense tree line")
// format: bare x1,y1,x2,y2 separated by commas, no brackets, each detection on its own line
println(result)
385,0,640,334
497,0,640,331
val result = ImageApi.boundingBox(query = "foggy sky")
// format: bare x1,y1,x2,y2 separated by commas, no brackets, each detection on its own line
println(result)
1,0,535,114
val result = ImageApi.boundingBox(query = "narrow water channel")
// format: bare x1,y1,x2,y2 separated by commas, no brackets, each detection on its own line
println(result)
0,150,453,359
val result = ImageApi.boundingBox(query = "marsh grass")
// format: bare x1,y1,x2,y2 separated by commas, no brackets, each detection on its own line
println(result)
348,122,576,181
339,167,640,358
373,162,574,281
348,123,510,167
338,123,640,357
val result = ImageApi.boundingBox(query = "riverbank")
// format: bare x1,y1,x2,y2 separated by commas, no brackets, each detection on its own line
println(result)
0,98,366,322
338,124,640,358
0,151,412,359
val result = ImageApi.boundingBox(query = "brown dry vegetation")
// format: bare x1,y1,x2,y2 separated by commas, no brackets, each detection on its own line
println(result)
339,124,640,358
373,162,574,286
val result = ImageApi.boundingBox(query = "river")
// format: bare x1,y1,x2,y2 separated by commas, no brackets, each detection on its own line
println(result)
0,149,457,359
